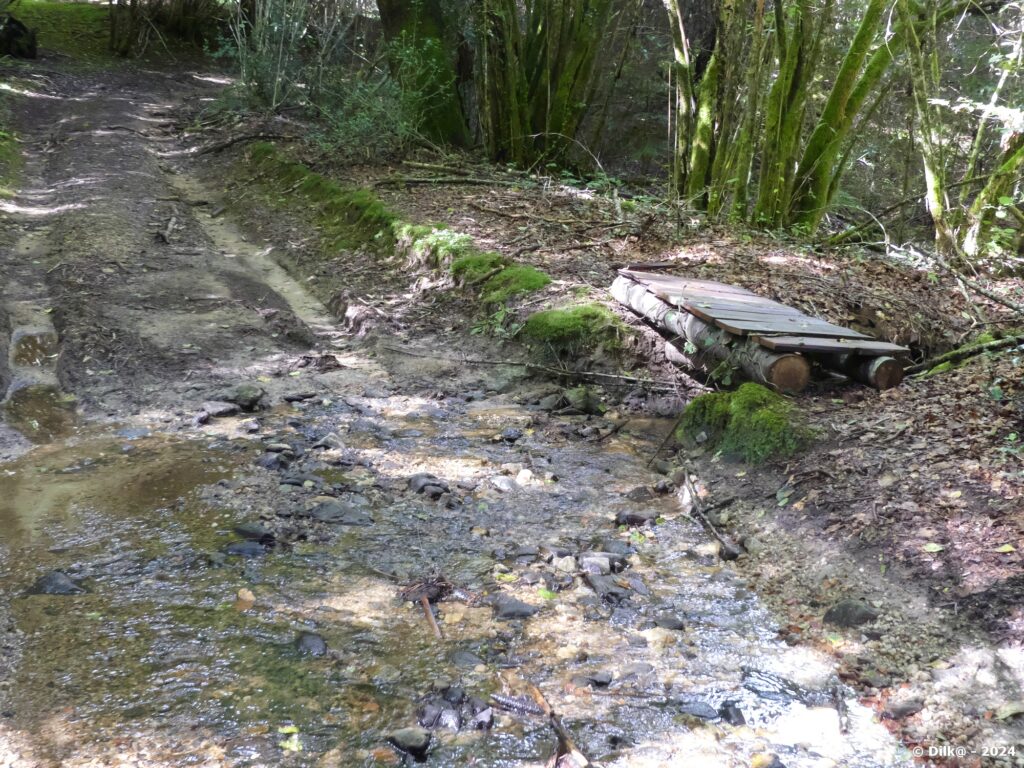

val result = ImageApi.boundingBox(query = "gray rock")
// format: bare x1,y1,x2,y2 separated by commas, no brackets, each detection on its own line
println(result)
580,554,612,575
200,401,240,418
28,571,85,595
452,650,484,669
221,383,265,411
491,594,539,620
584,573,631,603
718,700,746,725
884,698,924,720
255,452,288,471
618,662,654,680
654,614,686,631
490,476,515,493
824,599,880,628
224,540,267,557
676,698,719,719
295,631,327,657
409,473,450,496
233,522,274,543
388,727,431,760
624,486,655,502
308,500,373,526
587,670,613,687
553,555,577,573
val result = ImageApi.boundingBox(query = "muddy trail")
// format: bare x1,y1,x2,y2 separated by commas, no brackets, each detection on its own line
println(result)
0,61,948,767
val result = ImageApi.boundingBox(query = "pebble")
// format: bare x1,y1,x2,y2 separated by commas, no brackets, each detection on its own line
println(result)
295,632,327,656
224,540,267,557
490,594,539,620
614,509,658,527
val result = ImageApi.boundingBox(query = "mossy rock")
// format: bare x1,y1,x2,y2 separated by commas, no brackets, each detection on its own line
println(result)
677,382,808,463
481,265,551,304
409,229,475,266
520,304,623,353
450,251,508,284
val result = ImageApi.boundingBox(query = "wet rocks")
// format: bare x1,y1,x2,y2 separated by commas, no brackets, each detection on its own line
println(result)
490,594,539,620
255,452,289,471
653,614,686,631
584,573,631,604
884,697,924,720
233,522,275,545
824,599,880,628
717,700,746,725
28,571,85,595
614,508,659,527
387,726,431,761
295,631,327,657
199,401,240,418
408,473,449,499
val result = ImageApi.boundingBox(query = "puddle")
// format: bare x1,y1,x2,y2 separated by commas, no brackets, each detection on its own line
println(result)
1,385,78,443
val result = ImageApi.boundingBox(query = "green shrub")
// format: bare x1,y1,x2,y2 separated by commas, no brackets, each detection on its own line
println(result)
678,382,808,463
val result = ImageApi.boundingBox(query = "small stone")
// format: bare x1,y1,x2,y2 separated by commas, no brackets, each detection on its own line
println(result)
224,540,267,557
676,698,719,719
387,727,431,760
295,632,327,656
553,555,577,573
200,400,240,418
654,614,686,631
824,599,880,628
580,554,612,575
233,522,274,544
500,427,523,443
452,650,484,669
515,468,534,486
308,500,373,526
718,700,746,725
255,452,288,471
743,536,765,556
28,571,85,595
491,594,538,620
614,509,658,527
408,473,449,494
587,670,613,687
624,486,655,502
884,698,924,720
490,476,515,493
618,662,654,680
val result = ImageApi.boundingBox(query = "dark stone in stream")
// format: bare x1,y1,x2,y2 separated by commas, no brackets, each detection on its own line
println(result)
824,599,880,628
224,540,269,557
654,614,686,631
304,500,373,525
490,594,539,620
614,509,658,527
295,631,327,656
255,452,289,471
584,573,631,604
676,698,719,720
587,670,613,687
408,473,449,497
28,571,85,595
618,662,654,680
599,539,634,556
884,698,925,720
233,522,275,544
718,700,746,725
387,727,431,761
624,485,655,502
500,427,523,443
452,650,484,669
200,401,240,418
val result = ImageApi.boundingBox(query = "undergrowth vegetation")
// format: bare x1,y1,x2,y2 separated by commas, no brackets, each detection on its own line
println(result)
9,0,109,59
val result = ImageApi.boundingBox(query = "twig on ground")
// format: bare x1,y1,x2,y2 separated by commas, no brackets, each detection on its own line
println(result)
375,176,522,188
678,461,744,560
420,596,442,640
906,333,1024,374
526,683,593,767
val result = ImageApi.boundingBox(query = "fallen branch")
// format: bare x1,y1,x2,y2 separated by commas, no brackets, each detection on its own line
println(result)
420,596,442,640
526,683,593,768
375,176,522,188
906,333,1024,374
678,462,744,561
194,133,295,156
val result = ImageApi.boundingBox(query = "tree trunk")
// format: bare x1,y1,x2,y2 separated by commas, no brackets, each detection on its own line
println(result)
377,0,469,147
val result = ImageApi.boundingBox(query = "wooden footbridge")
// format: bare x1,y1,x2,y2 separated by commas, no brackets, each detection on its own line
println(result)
611,269,908,392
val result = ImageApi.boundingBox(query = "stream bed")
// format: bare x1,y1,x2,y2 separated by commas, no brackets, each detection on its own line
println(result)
0,378,912,767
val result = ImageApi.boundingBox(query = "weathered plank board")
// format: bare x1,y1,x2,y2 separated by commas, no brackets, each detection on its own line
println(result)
715,316,868,338
754,335,909,354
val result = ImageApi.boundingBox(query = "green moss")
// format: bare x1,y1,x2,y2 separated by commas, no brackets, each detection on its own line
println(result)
481,265,551,304
924,361,953,376
520,304,623,351
451,251,508,283
14,0,110,60
678,382,808,463
410,229,475,265
248,144,397,249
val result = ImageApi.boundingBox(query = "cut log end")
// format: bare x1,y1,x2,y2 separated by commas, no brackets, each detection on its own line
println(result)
856,356,904,390
765,354,811,394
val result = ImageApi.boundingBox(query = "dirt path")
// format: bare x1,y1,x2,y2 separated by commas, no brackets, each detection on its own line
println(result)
0,59,1019,768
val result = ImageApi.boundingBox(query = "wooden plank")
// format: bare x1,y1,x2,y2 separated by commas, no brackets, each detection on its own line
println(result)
716,316,870,338
755,335,908,354
680,302,805,326
621,271,756,297
675,296,803,316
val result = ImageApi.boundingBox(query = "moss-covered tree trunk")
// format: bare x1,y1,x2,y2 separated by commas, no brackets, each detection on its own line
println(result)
376,0,470,147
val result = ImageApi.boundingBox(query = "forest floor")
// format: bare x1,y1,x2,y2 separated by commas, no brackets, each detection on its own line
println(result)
0,34,1022,768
